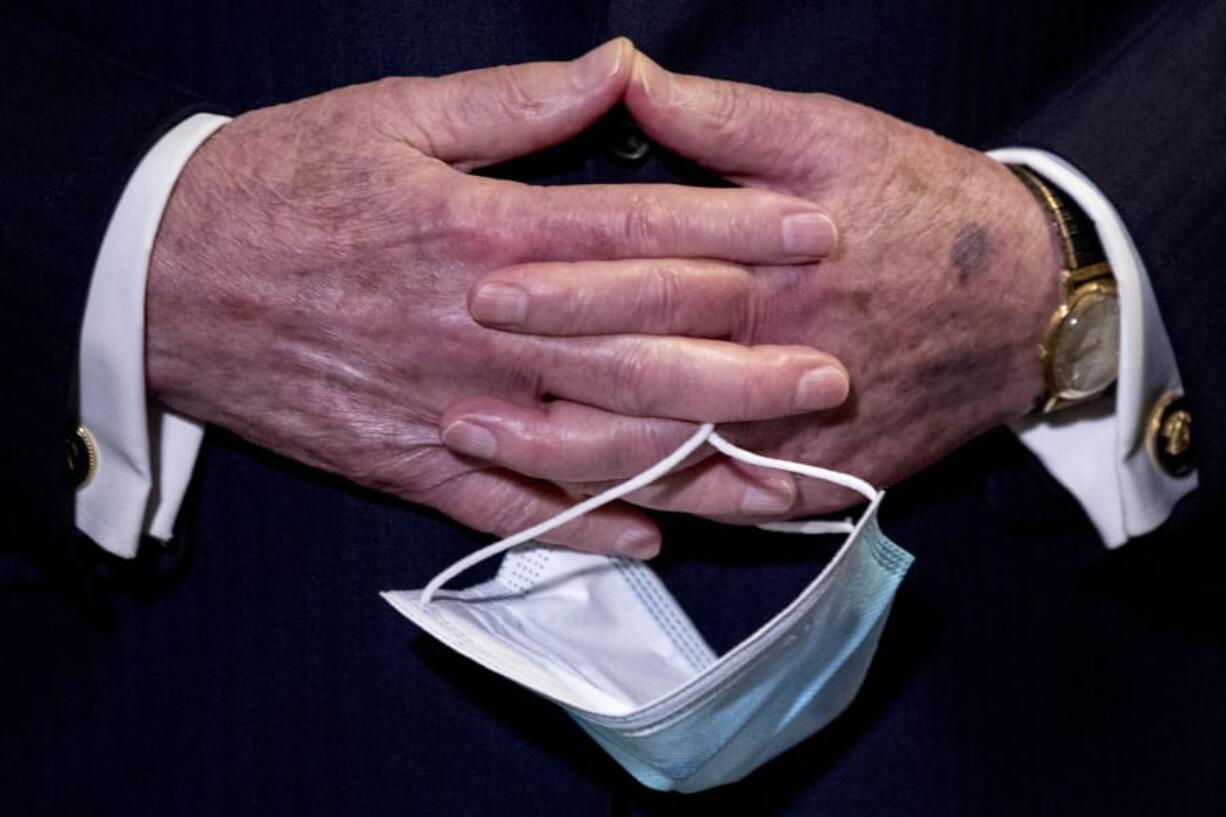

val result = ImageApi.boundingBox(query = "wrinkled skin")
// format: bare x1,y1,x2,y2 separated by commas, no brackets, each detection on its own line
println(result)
447,51,1063,518
146,40,853,555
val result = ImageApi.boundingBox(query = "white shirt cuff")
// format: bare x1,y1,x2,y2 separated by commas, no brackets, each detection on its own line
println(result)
988,147,1198,548
75,112,231,558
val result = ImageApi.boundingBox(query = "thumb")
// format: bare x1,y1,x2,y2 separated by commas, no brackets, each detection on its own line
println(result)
624,51,821,182
406,37,633,170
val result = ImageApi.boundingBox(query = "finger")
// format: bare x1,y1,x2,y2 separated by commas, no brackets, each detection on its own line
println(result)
436,397,799,517
427,466,662,558
624,51,826,182
535,336,851,421
474,179,837,264
404,38,633,170
439,398,796,521
569,456,798,521
468,258,756,336
439,397,712,482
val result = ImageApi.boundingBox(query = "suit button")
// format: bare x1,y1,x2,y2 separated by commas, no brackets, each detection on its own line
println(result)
66,424,98,489
606,118,652,163
1145,392,1195,477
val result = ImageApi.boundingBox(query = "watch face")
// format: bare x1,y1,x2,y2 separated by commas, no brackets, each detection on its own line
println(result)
1050,287,1120,399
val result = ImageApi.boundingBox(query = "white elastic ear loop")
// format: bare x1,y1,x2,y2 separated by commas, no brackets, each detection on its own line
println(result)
420,423,716,604
420,424,883,604
707,432,879,536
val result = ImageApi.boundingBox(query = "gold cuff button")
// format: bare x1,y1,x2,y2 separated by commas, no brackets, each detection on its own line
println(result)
66,424,99,489
1145,392,1194,477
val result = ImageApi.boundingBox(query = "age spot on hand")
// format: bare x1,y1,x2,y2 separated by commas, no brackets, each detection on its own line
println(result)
950,223,991,285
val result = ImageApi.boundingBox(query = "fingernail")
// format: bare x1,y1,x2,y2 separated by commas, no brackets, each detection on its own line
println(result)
441,420,498,459
795,366,850,411
782,212,838,258
740,479,796,515
616,528,660,559
634,54,671,104
573,39,625,90
470,283,528,325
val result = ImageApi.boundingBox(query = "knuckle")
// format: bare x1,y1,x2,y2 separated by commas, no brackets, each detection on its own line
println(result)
435,182,507,262
735,275,760,340
372,75,423,109
403,116,446,158
620,194,670,251
501,64,548,116
778,107,824,173
364,75,414,115
708,84,767,147
439,475,538,536
406,186,462,239
745,348,797,410
708,83,747,132
568,283,603,331
551,516,599,548
608,342,660,414
642,263,683,331
376,77,452,156
383,448,467,505
705,85,826,180
482,498,537,536
709,263,756,340
735,283,767,343
472,64,549,126
511,185,573,260
736,375,765,418
633,422,690,467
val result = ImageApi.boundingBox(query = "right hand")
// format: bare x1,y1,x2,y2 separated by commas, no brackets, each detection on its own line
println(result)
146,39,849,557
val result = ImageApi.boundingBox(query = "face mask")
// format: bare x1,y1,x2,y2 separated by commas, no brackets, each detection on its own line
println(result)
382,423,913,793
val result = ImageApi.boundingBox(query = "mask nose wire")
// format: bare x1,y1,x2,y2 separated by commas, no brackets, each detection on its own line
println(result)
420,426,882,605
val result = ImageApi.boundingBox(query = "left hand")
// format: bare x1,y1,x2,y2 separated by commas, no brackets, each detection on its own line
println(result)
441,51,1064,520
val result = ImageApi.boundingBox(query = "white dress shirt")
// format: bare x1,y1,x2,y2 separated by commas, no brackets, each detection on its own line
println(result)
990,148,1198,546
75,114,228,558
74,115,1198,557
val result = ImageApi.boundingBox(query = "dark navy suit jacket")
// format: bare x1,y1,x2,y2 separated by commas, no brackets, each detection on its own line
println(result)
2,2,1224,815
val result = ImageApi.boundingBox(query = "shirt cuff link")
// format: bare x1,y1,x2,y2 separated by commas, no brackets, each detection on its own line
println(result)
1146,391,1194,477
67,423,98,489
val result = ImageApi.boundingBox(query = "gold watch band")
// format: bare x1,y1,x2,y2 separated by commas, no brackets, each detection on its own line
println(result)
1006,163,1118,414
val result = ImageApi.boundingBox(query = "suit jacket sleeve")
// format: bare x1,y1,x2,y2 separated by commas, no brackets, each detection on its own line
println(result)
998,0,1226,524
0,15,212,578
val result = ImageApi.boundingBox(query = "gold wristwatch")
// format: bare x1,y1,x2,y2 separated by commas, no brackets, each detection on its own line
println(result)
1008,163,1120,414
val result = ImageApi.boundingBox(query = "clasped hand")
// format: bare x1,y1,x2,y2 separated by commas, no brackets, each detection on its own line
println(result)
147,38,1060,557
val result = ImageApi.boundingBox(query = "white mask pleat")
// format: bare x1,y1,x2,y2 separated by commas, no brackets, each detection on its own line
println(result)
391,423,912,793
